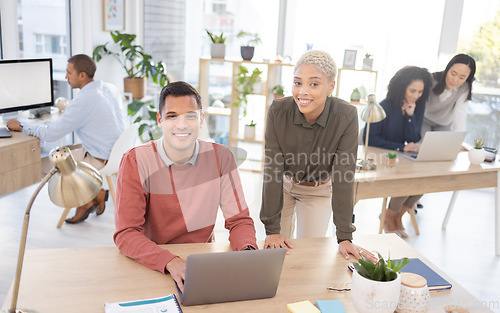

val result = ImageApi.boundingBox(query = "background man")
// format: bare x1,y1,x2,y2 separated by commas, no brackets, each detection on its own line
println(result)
113,81,257,292
7,54,126,223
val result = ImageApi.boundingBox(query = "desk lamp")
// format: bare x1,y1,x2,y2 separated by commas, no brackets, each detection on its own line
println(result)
359,94,386,170
3,146,102,313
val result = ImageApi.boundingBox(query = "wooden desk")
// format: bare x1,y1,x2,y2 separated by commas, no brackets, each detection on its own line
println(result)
1,235,492,312
354,146,500,255
0,131,41,196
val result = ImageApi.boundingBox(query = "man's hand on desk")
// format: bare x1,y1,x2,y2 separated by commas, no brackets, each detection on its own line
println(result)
263,234,294,250
6,119,22,132
165,257,186,292
338,240,377,263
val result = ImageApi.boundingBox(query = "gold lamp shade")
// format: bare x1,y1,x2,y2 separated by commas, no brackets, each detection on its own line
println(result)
361,94,386,123
48,147,102,208
360,94,386,170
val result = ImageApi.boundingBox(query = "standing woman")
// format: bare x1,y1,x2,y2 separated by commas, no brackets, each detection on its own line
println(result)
364,66,433,237
260,50,376,262
422,54,476,135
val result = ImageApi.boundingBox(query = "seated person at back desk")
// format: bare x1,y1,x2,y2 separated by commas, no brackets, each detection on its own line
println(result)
364,66,432,237
113,81,257,292
7,54,126,223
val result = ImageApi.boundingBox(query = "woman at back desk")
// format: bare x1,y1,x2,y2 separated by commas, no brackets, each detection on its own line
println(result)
364,66,432,237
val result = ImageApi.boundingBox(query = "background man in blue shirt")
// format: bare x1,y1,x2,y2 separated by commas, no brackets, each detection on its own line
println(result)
7,54,127,223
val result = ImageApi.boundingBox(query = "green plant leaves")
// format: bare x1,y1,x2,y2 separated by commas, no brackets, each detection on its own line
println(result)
353,254,411,282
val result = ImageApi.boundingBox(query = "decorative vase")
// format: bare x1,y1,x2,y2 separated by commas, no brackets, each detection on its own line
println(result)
386,156,396,168
468,148,485,165
351,269,401,313
210,43,226,59
396,273,430,313
240,46,255,61
244,125,256,139
273,93,284,100
124,77,147,99
350,88,361,102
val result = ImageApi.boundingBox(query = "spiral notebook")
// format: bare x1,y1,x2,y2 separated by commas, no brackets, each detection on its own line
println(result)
104,294,183,312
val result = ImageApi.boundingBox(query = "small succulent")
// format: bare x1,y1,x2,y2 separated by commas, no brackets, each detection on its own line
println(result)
206,29,226,44
365,53,373,59
246,120,256,127
353,254,411,282
387,152,397,159
473,138,484,149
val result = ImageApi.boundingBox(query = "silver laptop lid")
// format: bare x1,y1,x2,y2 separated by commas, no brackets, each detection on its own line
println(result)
178,248,286,306
399,131,466,162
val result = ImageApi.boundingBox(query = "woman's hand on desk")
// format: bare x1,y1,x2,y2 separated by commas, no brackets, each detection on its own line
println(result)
264,234,294,250
165,257,186,292
338,241,377,262
403,142,419,152
6,119,22,131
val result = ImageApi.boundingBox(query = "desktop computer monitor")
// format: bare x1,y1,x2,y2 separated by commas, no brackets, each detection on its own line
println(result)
0,58,54,119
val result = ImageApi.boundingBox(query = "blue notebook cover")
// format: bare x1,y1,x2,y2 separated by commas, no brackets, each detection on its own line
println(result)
316,300,346,313
399,258,452,291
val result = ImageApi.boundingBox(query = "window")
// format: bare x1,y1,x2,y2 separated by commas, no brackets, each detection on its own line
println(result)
18,0,71,100
458,0,500,148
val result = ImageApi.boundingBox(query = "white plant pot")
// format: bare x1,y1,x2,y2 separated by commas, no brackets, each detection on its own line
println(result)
244,125,256,139
468,148,485,165
210,43,226,59
351,269,401,313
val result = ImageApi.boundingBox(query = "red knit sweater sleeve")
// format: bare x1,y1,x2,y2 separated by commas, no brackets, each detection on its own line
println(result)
113,147,178,273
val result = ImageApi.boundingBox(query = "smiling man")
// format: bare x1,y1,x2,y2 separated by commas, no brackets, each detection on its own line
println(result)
113,81,257,292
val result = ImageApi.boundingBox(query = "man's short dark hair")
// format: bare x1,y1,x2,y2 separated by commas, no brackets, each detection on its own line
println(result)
158,81,202,114
67,54,96,79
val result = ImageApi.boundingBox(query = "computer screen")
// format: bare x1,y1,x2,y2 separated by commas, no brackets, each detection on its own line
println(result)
0,58,54,114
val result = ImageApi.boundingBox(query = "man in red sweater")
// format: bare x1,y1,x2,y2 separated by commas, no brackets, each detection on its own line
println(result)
114,81,257,292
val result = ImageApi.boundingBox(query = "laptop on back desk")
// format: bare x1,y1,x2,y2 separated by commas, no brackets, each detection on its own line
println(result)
176,248,286,306
398,131,466,162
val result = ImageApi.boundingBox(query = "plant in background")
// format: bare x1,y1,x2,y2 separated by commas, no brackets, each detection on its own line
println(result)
473,138,484,149
127,99,161,141
272,85,285,96
364,53,373,59
353,254,410,282
234,65,263,110
246,120,257,127
236,31,262,46
92,31,169,86
205,29,226,44
387,152,397,159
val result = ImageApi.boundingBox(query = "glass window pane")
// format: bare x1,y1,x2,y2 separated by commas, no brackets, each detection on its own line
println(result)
18,0,71,100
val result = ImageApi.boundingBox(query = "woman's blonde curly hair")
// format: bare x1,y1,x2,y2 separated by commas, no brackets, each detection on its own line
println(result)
294,50,337,82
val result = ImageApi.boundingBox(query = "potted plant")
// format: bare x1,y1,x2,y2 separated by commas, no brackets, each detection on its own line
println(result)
244,120,257,139
92,31,169,99
234,66,263,112
206,29,227,59
236,30,262,61
468,138,486,165
363,53,374,70
272,85,285,99
350,88,361,102
386,152,397,168
351,254,410,313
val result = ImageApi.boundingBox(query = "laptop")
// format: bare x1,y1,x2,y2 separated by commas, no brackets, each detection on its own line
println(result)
398,131,466,162
0,127,12,138
176,248,286,306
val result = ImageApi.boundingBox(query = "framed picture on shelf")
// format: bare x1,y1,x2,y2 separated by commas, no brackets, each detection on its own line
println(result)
342,49,357,69
103,0,125,31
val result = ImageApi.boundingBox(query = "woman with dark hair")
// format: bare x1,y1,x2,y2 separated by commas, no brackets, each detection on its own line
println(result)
363,66,433,237
422,54,476,134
